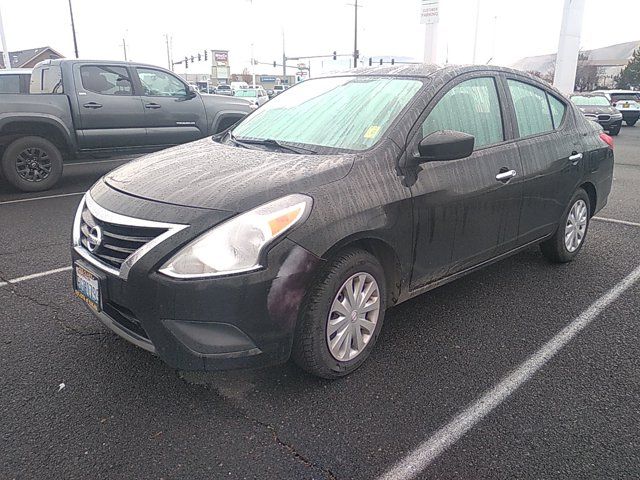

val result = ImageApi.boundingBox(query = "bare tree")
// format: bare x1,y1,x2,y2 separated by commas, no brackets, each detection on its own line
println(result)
574,51,598,92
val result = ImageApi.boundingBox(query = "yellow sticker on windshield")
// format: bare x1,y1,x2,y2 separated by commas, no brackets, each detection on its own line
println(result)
364,126,381,139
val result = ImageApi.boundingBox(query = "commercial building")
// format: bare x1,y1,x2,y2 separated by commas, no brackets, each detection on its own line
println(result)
513,40,640,88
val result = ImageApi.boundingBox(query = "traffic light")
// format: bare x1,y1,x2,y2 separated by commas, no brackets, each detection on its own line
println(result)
391,58,395,65
368,57,372,66
379,58,383,65
273,61,276,68
204,50,208,61
191,56,195,62
184,57,188,68
333,51,337,60
198,53,202,61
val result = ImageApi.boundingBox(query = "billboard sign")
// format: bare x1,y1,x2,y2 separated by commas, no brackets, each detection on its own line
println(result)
213,51,229,66
420,0,439,24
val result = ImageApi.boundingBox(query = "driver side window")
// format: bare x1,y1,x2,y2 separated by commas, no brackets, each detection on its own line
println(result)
420,77,504,149
136,68,187,97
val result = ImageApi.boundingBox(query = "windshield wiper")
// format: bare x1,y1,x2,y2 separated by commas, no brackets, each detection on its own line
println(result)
233,137,317,155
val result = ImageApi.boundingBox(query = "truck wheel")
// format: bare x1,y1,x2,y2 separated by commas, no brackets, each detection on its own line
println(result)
626,119,637,127
1,136,63,192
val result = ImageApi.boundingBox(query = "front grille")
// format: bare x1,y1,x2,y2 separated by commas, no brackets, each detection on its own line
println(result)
103,302,149,339
598,114,611,121
80,205,167,271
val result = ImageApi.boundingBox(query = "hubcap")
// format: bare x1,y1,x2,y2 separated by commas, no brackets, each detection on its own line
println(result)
326,272,380,362
15,147,52,182
564,199,588,252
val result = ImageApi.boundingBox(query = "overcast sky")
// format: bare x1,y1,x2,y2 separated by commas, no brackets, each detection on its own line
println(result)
1,0,639,77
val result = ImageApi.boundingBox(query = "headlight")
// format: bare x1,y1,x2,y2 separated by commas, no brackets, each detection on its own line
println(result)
159,194,312,278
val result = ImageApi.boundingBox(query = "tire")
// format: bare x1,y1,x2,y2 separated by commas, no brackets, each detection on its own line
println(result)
291,248,387,379
608,123,621,136
540,188,590,263
626,119,637,127
1,136,63,192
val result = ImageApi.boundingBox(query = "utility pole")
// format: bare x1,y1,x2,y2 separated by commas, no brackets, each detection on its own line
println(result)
68,0,79,58
353,0,359,68
282,29,286,78
0,7,12,69
472,0,480,64
165,34,171,70
121,38,128,61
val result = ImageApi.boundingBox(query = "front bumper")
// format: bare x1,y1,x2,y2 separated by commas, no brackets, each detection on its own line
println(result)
71,188,322,371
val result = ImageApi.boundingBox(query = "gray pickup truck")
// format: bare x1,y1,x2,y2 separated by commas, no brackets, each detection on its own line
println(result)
0,59,254,191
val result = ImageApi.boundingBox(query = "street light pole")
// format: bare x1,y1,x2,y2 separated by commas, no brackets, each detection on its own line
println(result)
353,0,359,67
68,0,79,58
0,7,12,69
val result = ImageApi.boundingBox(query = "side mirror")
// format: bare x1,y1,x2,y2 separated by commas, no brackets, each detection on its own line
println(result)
416,130,475,163
186,84,198,98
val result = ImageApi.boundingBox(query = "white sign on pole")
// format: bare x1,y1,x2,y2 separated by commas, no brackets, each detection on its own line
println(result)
420,0,439,25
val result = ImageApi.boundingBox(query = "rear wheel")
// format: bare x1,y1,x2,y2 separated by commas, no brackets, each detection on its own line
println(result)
540,188,590,263
1,136,63,192
626,119,637,127
291,248,386,379
608,122,621,136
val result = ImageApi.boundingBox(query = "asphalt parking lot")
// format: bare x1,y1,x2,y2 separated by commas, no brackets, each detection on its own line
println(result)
1,128,639,479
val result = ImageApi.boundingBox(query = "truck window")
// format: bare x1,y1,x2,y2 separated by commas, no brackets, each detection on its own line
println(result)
30,64,63,94
80,66,133,95
136,68,187,97
0,75,21,93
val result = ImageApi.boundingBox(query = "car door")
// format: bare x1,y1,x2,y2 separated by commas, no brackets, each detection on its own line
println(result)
74,64,147,149
407,74,523,289
134,67,208,146
504,77,582,244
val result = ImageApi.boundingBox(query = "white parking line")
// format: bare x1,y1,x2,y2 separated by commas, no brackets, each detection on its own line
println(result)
0,192,84,206
593,216,640,228
0,266,72,288
378,263,640,480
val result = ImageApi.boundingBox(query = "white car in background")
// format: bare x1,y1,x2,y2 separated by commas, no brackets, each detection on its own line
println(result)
234,87,269,107
591,89,640,126
272,84,289,96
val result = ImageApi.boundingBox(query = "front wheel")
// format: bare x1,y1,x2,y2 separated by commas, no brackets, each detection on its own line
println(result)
540,188,590,263
626,119,637,127
1,136,63,192
291,248,386,379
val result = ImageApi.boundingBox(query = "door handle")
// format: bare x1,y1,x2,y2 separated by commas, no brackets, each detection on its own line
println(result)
145,103,161,109
495,169,517,182
569,152,583,164
83,102,102,109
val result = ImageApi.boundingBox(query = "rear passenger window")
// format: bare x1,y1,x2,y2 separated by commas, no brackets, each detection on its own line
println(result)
508,80,554,136
80,66,132,95
421,77,504,149
548,95,566,129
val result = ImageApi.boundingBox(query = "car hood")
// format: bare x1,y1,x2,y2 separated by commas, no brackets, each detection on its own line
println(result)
578,106,619,115
104,138,355,212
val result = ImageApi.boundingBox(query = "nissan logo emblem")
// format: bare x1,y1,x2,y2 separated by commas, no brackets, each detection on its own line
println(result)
87,225,103,253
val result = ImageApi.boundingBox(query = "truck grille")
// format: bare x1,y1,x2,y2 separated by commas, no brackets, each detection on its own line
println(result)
80,205,167,271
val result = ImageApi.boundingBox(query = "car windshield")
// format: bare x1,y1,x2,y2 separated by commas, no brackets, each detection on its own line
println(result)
611,93,639,101
571,95,610,106
232,76,423,151
235,90,257,97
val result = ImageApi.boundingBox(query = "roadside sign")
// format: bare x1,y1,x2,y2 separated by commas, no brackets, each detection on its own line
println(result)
420,0,439,24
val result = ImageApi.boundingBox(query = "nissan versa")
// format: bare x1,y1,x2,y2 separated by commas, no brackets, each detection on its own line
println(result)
72,65,614,379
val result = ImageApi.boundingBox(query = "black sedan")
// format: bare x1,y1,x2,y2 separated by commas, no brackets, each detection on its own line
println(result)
72,65,614,378
570,93,623,135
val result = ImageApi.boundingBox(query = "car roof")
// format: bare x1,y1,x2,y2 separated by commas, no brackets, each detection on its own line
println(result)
320,64,531,79
34,58,172,71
